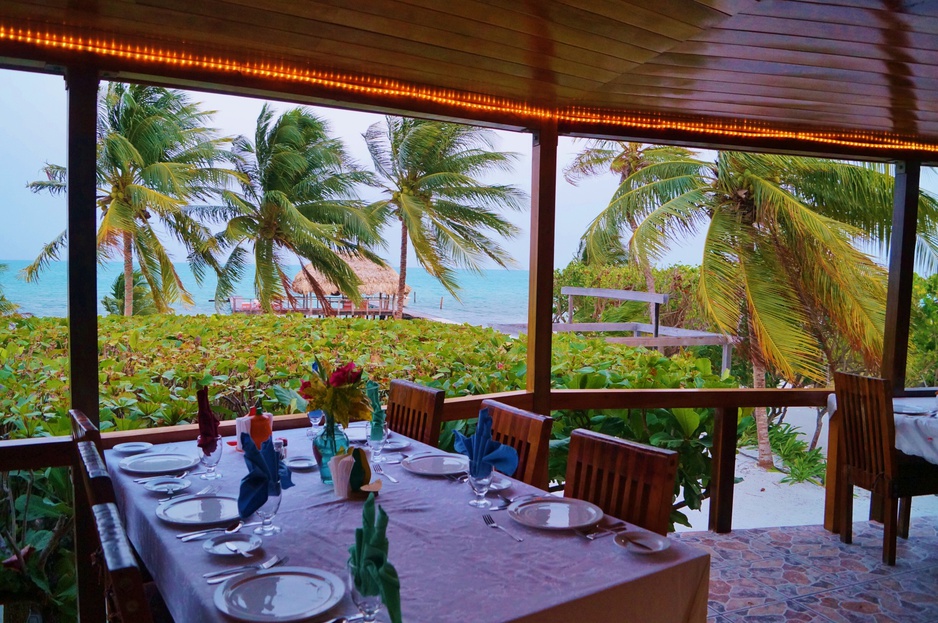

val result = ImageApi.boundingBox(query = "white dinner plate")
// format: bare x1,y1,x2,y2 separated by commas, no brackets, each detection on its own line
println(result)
284,456,317,472
401,452,469,476
507,497,603,530
382,439,411,453
214,566,344,622
119,453,200,475
112,442,153,455
156,494,240,526
614,531,671,554
143,476,192,495
203,533,263,557
893,403,936,416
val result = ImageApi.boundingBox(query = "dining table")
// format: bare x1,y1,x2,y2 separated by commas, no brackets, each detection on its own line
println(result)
823,394,938,532
105,424,710,623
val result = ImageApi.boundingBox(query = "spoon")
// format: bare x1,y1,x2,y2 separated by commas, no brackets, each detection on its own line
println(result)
180,520,260,542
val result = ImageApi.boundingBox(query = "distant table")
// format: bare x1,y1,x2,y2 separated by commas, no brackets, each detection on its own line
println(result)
824,395,938,532
106,427,710,622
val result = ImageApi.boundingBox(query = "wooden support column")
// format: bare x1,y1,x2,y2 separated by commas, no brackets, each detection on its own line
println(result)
882,160,920,393
709,406,737,533
65,65,104,623
527,121,558,415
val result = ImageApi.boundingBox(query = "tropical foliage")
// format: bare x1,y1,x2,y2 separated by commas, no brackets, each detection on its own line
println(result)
24,83,240,315
0,264,17,315
101,270,156,316
581,150,938,466
364,117,526,318
564,141,698,310
202,105,380,313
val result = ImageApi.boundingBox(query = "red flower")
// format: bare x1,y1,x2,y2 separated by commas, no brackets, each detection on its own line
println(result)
328,362,362,387
300,380,313,397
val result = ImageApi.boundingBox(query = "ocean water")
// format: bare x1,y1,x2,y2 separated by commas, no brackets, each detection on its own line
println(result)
0,260,529,326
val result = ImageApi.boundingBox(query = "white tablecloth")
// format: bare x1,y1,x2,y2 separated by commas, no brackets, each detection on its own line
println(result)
106,428,709,623
828,394,938,464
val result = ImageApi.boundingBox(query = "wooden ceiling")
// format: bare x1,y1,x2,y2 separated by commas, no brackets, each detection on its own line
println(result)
2,0,938,159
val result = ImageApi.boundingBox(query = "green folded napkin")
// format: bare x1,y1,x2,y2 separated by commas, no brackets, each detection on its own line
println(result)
366,381,387,441
348,493,401,623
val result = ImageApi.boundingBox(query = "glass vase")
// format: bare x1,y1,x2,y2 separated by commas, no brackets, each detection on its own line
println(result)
313,417,349,484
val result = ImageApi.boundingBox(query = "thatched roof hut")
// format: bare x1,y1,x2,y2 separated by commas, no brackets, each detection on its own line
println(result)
291,255,411,297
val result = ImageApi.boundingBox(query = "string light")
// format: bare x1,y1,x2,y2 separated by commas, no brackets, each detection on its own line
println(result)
2,24,936,154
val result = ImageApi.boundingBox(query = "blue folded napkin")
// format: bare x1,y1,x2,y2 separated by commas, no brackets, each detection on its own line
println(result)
238,432,294,519
366,380,386,441
454,408,519,478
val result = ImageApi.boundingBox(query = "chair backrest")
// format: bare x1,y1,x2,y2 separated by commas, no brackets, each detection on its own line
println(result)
386,380,445,447
70,410,152,623
564,429,678,535
833,372,898,486
483,400,552,489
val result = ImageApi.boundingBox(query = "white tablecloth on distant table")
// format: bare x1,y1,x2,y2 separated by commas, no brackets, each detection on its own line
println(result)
106,428,709,623
828,394,938,464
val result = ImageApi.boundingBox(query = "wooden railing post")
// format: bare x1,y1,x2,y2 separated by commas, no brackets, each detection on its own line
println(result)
527,120,558,415
709,406,738,533
65,65,105,623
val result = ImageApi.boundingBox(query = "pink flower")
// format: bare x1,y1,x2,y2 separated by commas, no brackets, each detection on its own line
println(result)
328,362,362,387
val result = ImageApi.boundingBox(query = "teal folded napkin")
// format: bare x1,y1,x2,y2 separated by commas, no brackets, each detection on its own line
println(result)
348,493,401,623
238,432,294,519
366,380,386,441
454,408,519,478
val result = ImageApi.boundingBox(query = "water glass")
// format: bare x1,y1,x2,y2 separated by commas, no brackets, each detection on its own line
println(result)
198,435,223,480
254,484,282,536
347,561,382,622
368,421,389,463
306,410,324,439
468,468,494,508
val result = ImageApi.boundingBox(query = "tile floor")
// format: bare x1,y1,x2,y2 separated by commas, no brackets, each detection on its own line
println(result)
673,516,938,622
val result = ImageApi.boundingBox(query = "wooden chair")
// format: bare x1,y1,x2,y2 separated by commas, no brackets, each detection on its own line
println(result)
833,372,938,565
483,400,552,489
386,380,445,447
564,429,678,535
70,410,157,622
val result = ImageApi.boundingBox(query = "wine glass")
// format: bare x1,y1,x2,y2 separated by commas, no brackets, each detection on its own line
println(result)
347,561,382,622
198,435,223,480
254,483,282,536
368,421,389,463
306,409,324,439
468,465,494,508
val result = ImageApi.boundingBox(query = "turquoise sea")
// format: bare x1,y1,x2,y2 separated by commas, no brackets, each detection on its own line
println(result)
0,260,530,326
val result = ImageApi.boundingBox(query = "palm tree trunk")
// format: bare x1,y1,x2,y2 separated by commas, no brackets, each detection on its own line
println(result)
395,220,408,320
748,324,774,469
123,232,134,317
300,266,336,317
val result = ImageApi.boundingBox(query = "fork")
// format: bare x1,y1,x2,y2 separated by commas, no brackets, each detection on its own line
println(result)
482,514,523,542
373,463,398,484
205,555,287,584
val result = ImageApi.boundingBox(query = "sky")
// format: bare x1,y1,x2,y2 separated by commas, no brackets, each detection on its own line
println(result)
0,67,708,272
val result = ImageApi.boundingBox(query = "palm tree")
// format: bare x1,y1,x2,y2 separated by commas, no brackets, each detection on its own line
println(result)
101,270,157,316
364,117,526,319
565,141,699,317
585,150,938,468
0,264,17,316
202,104,380,313
24,83,239,315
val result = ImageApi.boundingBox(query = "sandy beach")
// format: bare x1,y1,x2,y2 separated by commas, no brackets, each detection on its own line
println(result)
677,406,938,532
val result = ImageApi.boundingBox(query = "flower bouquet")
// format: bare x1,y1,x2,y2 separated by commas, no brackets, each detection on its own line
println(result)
300,359,371,483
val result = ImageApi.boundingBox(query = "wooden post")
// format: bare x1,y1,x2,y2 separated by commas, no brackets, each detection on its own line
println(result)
653,302,660,337
567,293,573,324
882,160,920,393
527,121,558,415
65,65,105,623
709,406,738,533
67,66,100,427
721,344,733,376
